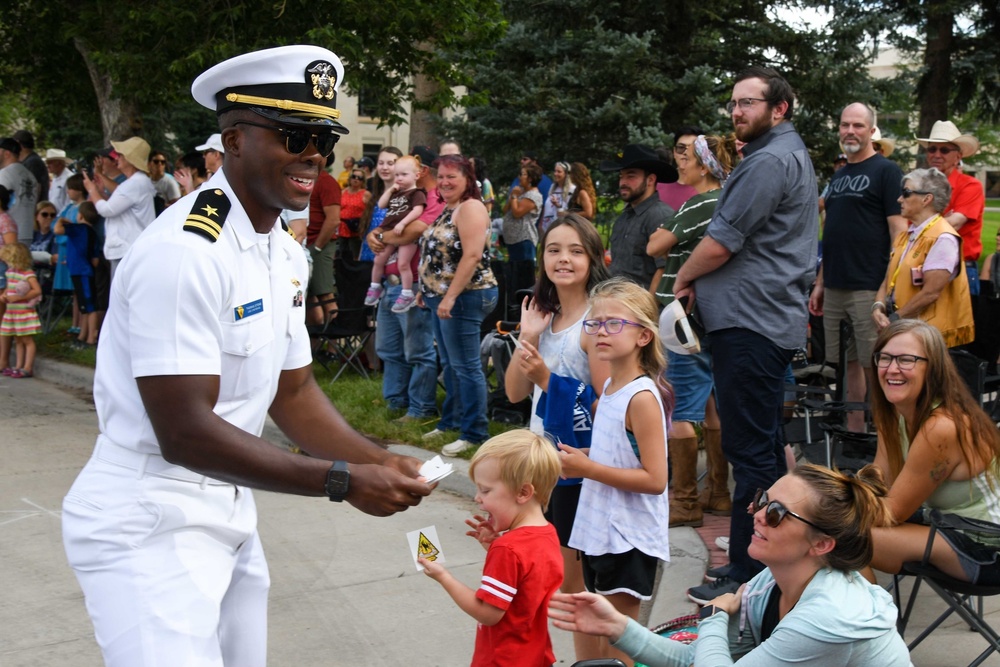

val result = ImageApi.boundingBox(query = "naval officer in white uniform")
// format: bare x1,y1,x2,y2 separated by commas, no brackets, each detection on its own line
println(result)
61,45,434,667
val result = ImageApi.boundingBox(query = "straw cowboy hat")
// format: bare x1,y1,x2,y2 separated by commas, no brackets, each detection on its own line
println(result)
916,120,979,158
871,127,895,158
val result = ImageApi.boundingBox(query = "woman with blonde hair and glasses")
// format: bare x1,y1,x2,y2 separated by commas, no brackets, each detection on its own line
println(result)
549,463,911,666
864,319,1000,586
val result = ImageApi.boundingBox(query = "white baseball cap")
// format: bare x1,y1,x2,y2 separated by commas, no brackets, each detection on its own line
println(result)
195,133,225,154
658,299,701,355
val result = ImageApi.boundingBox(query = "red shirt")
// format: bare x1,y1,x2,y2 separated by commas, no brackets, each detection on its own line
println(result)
472,524,562,667
947,168,985,261
307,171,341,245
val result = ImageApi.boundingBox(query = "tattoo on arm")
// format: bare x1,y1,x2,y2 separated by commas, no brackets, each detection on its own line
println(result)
929,458,950,484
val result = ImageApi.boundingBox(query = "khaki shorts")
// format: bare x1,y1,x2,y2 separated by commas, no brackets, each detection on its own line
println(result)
823,288,878,367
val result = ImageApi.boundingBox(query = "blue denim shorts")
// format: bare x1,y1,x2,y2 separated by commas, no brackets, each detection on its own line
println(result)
666,349,714,423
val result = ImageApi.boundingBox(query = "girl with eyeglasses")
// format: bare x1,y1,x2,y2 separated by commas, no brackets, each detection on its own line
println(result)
549,463,911,666
864,319,1000,587
556,277,673,666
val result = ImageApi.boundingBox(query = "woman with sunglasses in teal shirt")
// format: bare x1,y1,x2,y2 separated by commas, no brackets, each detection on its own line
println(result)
548,463,911,666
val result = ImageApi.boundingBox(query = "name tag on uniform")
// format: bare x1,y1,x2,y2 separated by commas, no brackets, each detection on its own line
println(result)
234,298,264,320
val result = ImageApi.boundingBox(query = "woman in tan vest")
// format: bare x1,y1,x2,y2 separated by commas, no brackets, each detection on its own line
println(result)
871,167,973,347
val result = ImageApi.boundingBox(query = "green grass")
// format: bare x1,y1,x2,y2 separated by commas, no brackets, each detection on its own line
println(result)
39,317,516,459
980,209,1000,265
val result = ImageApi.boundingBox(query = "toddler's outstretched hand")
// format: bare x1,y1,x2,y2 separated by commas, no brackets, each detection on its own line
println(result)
465,514,498,550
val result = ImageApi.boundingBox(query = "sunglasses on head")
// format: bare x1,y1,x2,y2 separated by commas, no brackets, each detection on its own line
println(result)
751,488,825,532
925,145,955,155
233,120,338,158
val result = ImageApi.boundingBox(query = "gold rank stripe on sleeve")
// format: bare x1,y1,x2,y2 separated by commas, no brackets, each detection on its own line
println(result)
183,188,231,242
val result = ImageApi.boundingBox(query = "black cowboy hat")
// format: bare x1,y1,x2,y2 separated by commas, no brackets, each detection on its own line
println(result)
598,144,678,183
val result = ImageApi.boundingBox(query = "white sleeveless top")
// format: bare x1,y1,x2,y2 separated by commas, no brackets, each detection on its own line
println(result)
569,375,671,561
529,309,591,436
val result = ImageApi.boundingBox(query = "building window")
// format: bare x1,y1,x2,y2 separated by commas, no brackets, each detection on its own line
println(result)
358,88,381,120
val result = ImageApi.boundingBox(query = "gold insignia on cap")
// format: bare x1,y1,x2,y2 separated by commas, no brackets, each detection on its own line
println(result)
307,60,337,101
184,188,231,242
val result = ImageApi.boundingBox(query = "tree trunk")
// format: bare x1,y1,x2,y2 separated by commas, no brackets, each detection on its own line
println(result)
408,70,441,151
917,2,954,138
74,37,142,143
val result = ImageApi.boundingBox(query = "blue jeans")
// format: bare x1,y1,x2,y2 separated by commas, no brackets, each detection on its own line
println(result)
966,260,980,297
376,283,438,417
506,240,536,263
425,287,498,443
708,328,792,583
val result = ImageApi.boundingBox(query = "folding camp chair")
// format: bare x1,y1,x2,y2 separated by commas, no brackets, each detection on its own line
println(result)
893,510,1000,667
309,257,376,383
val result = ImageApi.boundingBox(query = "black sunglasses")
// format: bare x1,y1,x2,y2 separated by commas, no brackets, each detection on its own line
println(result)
39,212,56,218
751,488,825,532
233,120,338,158
901,188,930,198
925,145,954,155
350,174,364,180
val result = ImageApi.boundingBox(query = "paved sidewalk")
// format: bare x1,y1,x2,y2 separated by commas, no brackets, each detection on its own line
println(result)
3,357,998,666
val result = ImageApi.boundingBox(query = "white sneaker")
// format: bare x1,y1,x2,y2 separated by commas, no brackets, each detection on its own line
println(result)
715,536,730,555
441,439,476,457
422,428,448,441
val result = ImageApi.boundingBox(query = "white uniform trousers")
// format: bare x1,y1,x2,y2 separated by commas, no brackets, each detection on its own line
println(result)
62,438,269,667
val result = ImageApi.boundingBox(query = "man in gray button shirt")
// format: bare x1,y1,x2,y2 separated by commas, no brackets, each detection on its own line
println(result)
600,144,677,293
674,66,818,603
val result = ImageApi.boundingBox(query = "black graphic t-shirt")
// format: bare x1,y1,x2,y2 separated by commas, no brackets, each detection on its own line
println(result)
823,154,903,290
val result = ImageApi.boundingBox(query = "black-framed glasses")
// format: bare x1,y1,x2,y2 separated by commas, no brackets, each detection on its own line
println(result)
873,352,928,370
233,120,338,158
751,489,825,532
582,318,643,335
925,145,955,155
901,188,930,198
39,212,56,218
725,97,768,114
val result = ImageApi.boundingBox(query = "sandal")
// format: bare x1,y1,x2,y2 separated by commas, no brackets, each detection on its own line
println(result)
10,369,33,379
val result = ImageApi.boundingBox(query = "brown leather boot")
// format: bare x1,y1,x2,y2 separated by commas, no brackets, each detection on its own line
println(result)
669,436,703,527
699,428,732,515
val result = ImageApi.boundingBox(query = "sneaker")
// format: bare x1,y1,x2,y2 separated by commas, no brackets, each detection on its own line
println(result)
363,285,384,306
67,326,81,335
715,536,730,555
441,439,476,457
704,563,732,582
687,575,741,605
390,293,416,314
422,428,448,441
